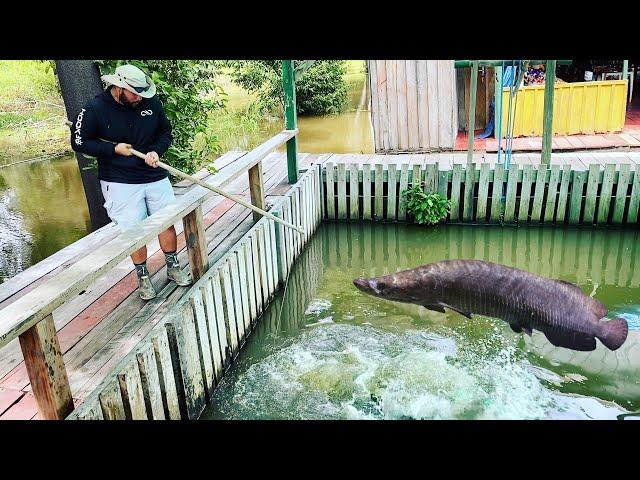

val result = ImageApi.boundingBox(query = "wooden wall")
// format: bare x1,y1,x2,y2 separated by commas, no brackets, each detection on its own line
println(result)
368,60,458,152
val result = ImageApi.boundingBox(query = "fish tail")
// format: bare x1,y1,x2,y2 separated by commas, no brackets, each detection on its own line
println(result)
597,318,629,351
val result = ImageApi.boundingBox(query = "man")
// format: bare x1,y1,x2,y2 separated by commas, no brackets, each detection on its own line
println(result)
71,63,192,300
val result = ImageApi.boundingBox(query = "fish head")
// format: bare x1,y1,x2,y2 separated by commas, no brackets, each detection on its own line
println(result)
353,268,437,304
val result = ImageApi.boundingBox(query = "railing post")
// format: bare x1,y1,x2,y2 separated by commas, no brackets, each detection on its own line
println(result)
248,162,265,223
464,61,478,220
541,60,557,166
494,65,503,140
18,314,74,419
282,60,298,184
182,205,209,282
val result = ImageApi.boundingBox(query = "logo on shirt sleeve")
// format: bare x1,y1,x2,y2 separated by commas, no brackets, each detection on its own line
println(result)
141,109,153,116
74,108,86,145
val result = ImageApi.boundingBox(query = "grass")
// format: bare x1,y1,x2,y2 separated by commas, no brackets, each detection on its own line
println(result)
0,60,70,162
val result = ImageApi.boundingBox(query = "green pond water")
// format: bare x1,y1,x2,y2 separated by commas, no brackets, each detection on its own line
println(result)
202,223,640,420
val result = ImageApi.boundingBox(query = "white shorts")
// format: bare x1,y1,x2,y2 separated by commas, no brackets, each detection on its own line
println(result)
100,177,175,232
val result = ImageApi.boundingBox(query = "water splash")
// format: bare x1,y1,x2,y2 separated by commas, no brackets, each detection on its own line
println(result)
210,324,626,420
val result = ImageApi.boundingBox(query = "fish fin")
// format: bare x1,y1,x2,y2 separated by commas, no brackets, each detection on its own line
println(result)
422,303,446,314
557,279,608,318
556,279,584,294
438,302,472,319
596,318,628,351
509,323,522,333
543,329,597,352
522,326,533,337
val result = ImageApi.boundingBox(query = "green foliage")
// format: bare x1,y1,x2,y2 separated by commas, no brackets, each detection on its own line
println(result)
222,60,348,116
95,60,226,174
402,185,451,225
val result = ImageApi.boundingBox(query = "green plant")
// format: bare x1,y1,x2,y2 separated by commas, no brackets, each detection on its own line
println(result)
95,60,226,175
402,185,451,225
222,60,348,116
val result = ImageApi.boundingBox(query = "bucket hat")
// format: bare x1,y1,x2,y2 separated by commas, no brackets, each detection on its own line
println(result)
101,64,156,98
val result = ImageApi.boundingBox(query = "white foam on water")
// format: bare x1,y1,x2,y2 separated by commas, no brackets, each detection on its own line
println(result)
212,324,628,420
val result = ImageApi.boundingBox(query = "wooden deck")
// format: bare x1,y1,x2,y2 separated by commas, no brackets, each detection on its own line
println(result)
3,149,640,419
0,150,320,420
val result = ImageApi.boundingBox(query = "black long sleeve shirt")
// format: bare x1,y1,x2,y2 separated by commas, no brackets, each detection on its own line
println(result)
70,86,173,184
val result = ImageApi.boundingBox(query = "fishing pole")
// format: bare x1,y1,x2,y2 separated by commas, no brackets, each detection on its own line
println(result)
64,119,305,235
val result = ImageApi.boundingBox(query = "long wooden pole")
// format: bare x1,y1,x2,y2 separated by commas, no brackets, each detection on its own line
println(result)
64,120,305,234
282,60,298,184
541,60,557,166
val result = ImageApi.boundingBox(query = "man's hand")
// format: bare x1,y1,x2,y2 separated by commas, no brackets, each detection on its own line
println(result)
145,151,160,168
115,143,133,156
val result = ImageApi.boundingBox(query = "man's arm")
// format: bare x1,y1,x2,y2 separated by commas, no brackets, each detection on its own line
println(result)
69,106,115,157
146,106,173,157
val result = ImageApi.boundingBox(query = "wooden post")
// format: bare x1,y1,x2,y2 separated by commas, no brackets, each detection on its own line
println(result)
464,61,478,220
248,162,266,223
494,65,503,140
282,60,298,184
18,314,74,419
541,60,557,166
182,205,209,282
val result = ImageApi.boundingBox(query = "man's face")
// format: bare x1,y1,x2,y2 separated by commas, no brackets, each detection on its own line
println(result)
118,87,143,108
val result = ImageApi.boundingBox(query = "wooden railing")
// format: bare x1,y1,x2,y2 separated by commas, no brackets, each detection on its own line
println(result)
0,129,297,419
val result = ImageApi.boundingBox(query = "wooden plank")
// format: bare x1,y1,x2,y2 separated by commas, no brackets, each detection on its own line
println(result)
530,165,547,222
406,61,419,150
189,291,215,397
269,219,280,295
261,223,275,300
543,164,561,223
200,281,223,382
375,163,384,220
166,305,206,420
504,165,519,223
613,163,631,224
518,164,534,223
229,252,246,344
17,314,73,419
136,343,165,420
627,164,640,223
386,60,398,150
241,241,258,326
362,163,372,220
248,162,265,223
398,163,410,221
337,162,347,219
219,263,239,356
325,161,335,220
396,60,409,150
385,163,396,221
583,163,601,224
376,61,389,151
450,164,462,221
117,359,147,420
256,226,270,310
150,327,181,419
425,163,438,194
426,61,439,147
438,61,454,147
556,164,572,224
236,244,252,334
463,162,476,221
98,377,127,420
476,162,491,222
348,163,359,220
368,62,381,150
210,271,230,370
490,162,505,222
416,60,430,148
568,170,586,225
597,164,616,224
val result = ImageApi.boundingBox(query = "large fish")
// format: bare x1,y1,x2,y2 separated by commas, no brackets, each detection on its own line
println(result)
353,259,628,352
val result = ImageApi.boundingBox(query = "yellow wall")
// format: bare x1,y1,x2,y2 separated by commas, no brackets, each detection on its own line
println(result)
500,80,628,136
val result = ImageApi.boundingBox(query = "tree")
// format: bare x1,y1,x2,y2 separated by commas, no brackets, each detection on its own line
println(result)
55,60,111,231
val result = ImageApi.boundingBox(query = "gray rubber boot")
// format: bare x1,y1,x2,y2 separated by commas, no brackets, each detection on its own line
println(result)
138,275,157,300
167,265,193,286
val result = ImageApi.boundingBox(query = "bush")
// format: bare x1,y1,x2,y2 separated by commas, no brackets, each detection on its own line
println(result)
95,60,226,174
402,185,451,225
223,60,348,116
